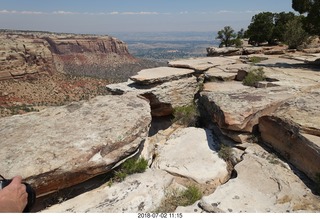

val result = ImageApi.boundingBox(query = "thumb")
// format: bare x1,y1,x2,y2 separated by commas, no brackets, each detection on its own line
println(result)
10,176,23,185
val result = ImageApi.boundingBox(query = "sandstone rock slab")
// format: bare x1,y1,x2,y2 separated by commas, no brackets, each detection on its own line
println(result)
168,57,237,71
0,34,54,80
42,169,174,212
218,63,251,73
259,88,320,182
202,81,248,93
200,87,295,132
152,127,229,185
199,144,320,213
107,76,199,117
206,47,242,57
0,94,151,196
130,67,195,85
204,68,237,81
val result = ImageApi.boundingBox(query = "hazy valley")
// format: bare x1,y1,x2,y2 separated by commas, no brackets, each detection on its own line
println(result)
112,31,219,61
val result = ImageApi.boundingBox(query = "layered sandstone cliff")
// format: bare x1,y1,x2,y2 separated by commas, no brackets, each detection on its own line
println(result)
46,35,138,79
0,30,137,81
0,33,54,80
0,30,163,117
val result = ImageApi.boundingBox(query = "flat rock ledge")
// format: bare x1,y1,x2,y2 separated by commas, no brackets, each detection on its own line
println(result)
197,144,320,213
259,87,320,182
107,65,200,117
0,93,151,196
130,66,195,85
42,169,174,213
152,127,229,186
168,57,237,71
42,127,230,213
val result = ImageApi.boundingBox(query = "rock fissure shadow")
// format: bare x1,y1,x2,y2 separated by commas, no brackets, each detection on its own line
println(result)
256,62,320,71
31,171,114,212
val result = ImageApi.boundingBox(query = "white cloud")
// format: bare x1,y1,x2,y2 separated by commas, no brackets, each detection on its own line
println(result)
0,9,162,16
111,11,160,15
245,10,262,14
0,9,44,15
217,10,234,14
53,11,79,15
199,10,261,15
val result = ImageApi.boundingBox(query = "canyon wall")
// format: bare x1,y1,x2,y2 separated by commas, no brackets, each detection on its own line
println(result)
0,31,137,81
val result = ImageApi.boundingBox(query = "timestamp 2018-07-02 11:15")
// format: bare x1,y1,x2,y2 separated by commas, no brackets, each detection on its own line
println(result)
137,213,183,218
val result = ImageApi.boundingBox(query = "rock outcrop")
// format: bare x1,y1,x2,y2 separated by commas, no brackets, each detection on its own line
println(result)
152,127,229,186
0,30,168,83
199,54,320,178
42,127,230,213
198,144,320,213
0,33,54,80
0,30,138,81
0,30,164,118
1,39,320,213
207,45,294,58
47,35,138,79
108,55,320,187
259,88,320,182
43,169,175,213
107,67,199,117
0,93,151,195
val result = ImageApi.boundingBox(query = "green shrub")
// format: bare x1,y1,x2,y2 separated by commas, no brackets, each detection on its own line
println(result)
113,171,128,182
110,157,148,183
283,16,309,49
179,185,203,206
121,157,148,174
154,184,203,213
173,103,199,127
242,67,266,87
248,56,268,64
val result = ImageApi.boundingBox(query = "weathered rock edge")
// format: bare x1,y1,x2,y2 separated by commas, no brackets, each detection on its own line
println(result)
0,94,151,196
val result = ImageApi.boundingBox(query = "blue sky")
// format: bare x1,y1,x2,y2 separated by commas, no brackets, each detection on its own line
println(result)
0,0,295,34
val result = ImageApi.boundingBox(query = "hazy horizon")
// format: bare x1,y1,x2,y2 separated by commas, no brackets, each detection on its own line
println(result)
0,0,294,35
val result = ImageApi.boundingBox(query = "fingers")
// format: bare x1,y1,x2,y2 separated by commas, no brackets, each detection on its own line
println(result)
11,175,23,185
8,176,26,193
20,191,28,206
0,176,28,212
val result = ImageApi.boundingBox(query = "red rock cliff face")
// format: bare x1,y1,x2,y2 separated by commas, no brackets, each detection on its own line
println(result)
46,36,131,55
0,31,137,81
47,36,138,79
0,33,54,80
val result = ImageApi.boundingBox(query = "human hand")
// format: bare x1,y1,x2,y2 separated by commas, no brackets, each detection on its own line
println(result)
0,176,28,213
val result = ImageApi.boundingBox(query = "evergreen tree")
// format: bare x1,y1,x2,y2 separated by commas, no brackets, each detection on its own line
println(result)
216,26,237,48
283,16,309,49
292,0,320,35
245,12,275,45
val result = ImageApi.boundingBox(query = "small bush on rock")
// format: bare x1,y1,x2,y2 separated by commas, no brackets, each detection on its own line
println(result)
173,103,199,127
121,157,148,174
248,56,268,64
111,157,148,183
242,67,266,87
154,184,203,212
